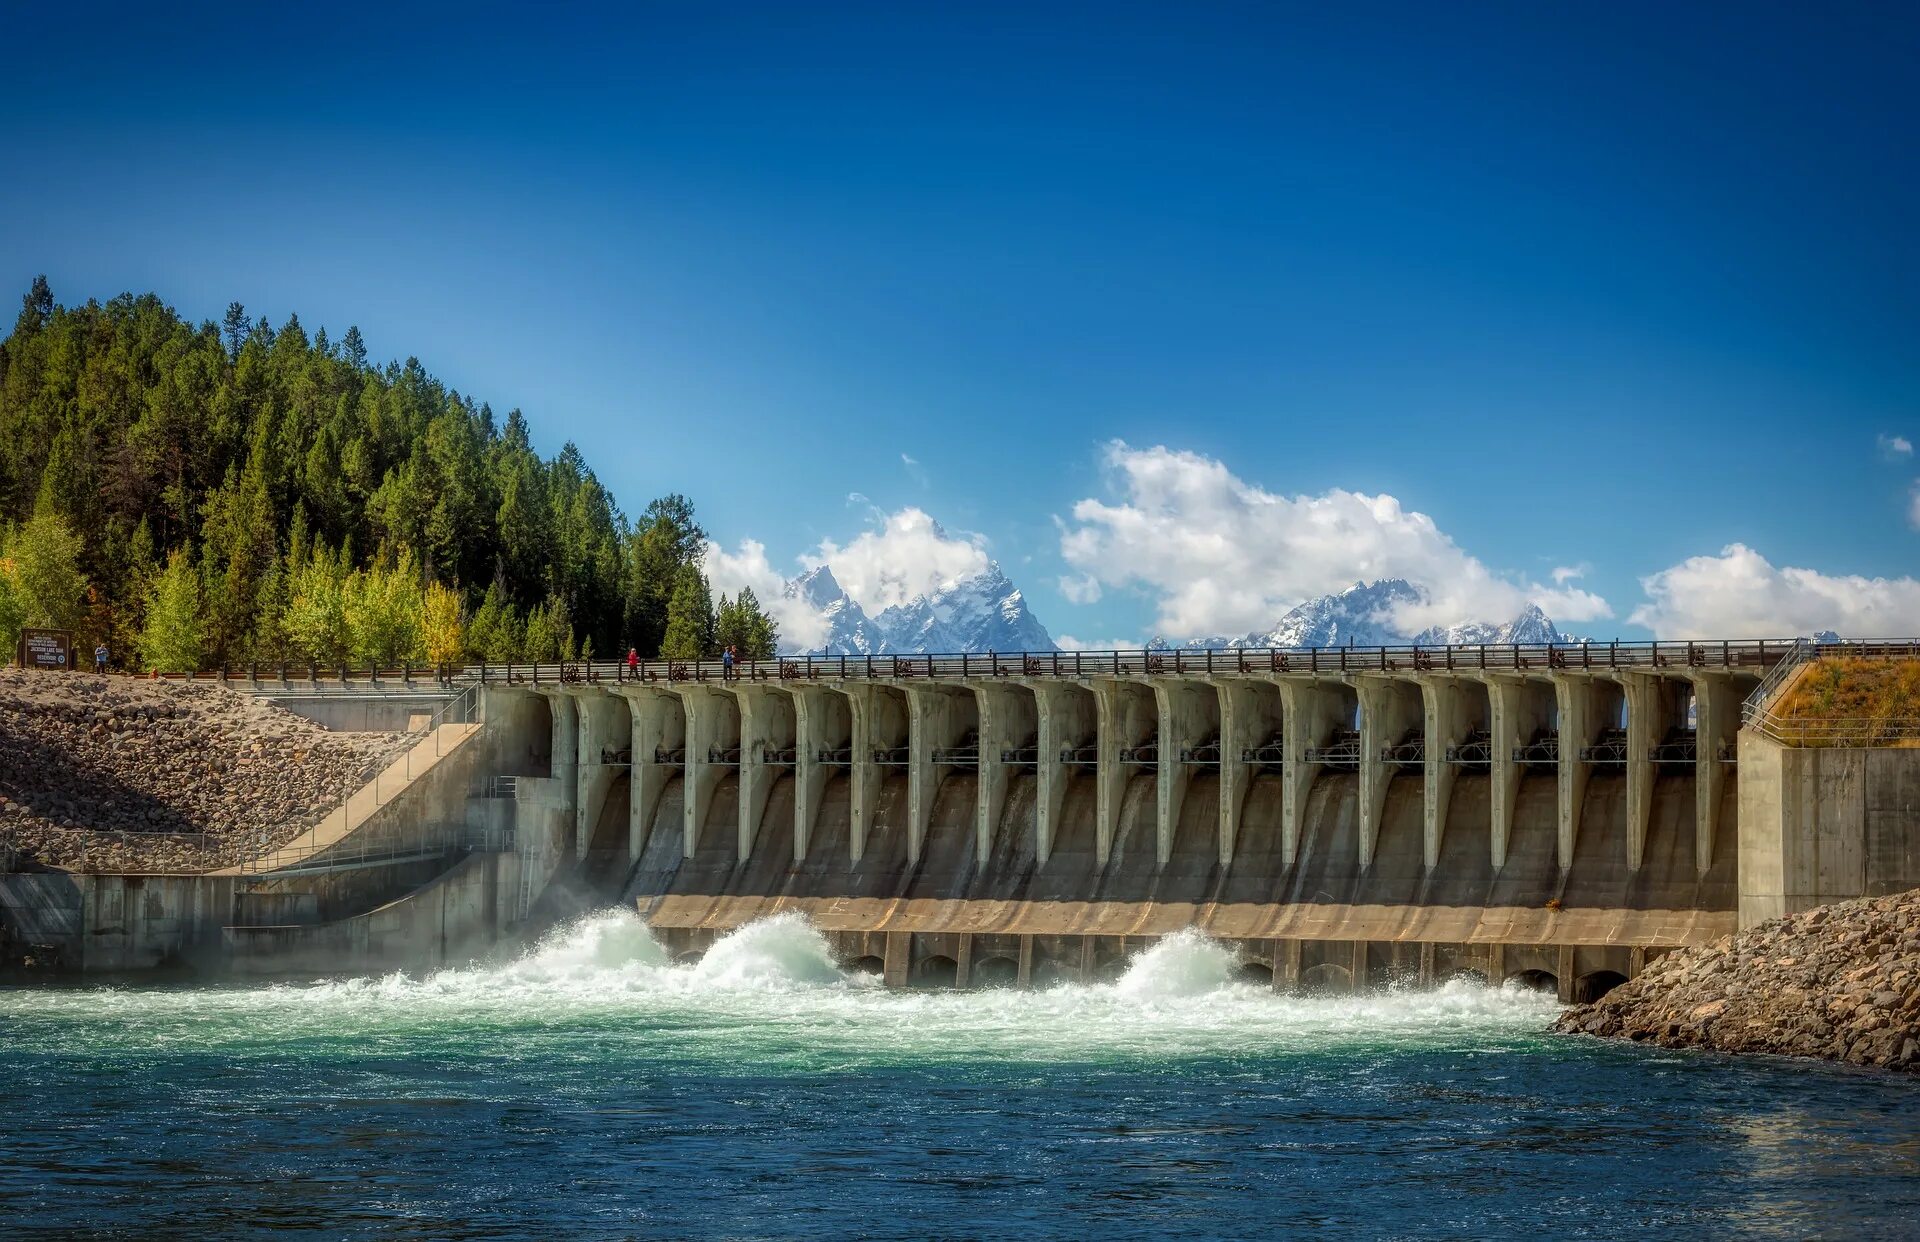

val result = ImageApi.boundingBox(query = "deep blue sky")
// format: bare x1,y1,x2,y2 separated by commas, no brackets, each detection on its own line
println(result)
6,3,1917,641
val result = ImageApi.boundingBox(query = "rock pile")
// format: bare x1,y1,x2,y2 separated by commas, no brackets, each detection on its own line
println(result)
0,670,411,873
1556,888,1920,1072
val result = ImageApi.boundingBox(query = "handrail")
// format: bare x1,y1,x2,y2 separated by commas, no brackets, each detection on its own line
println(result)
105,637,1920,694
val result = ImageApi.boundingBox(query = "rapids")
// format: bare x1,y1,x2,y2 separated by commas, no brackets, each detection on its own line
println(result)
5,912,1918,1237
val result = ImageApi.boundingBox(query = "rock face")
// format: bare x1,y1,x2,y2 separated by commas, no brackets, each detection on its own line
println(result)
0,670,410,874
1556,889,1920,1072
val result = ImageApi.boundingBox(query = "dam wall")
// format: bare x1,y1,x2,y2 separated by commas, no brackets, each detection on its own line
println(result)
479,643,1777,998
20,641,1916,995
1737,730,1920,926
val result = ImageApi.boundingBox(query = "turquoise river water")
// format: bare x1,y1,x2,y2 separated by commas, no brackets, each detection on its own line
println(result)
2,912,1918,1239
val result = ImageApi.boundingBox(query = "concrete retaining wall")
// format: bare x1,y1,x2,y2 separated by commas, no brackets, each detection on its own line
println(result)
1738,731,1920,926
223,851,522,975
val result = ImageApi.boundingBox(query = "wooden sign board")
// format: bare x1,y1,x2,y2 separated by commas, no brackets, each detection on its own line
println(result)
18,628,71,671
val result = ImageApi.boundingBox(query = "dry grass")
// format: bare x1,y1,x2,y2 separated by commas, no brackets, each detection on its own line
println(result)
1770,658,1920,744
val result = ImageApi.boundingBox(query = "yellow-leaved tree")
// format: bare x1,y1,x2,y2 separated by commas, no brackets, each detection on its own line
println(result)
422,582,466,667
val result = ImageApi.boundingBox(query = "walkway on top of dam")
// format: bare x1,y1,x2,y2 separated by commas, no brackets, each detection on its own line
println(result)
177,635,1908,695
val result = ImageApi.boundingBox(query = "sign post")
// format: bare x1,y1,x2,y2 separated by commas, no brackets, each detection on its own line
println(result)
18,628,72,671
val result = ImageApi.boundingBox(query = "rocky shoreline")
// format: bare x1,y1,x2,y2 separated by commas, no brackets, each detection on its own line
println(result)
1556,888,1920,1072
0,670,410,873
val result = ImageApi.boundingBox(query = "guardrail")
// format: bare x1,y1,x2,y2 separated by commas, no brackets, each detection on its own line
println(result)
75,637,1920,695
479,638,1801,686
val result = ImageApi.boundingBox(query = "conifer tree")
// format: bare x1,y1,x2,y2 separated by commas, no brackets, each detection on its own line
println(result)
222,302,249,361
465,581,522,663
735,585,779,659
138,550,204,673
660,564,713,660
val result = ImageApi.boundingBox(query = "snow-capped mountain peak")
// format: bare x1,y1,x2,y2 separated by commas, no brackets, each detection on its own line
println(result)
1154,580,1579,650
781,560,1056,655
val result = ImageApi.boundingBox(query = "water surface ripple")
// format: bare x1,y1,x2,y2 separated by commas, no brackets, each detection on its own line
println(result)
3,911,1916,1238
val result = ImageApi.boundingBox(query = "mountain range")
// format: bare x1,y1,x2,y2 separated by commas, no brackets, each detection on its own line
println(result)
1151,579,1578,651
777,567,1582,655
781,563,1057,655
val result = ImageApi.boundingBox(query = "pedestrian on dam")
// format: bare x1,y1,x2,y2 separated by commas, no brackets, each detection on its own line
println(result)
627,647,639,677
94,644,109,674
723,645,736,680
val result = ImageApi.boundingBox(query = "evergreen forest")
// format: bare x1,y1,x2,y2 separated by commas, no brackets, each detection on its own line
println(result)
0,278,777,671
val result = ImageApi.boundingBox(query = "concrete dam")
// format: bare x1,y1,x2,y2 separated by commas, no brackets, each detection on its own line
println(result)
15,639,1912,1000
484,643,1778,1001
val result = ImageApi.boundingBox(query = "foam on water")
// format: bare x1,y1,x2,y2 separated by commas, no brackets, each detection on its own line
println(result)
689,912,848,989
0,911,1563,1065
1113,927,1236,1000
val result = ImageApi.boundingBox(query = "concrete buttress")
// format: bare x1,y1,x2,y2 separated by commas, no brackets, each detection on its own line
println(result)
1690,674,1739,875
1484,676,1552,869
1091,680,1154,866
1417,678,1479,869
1619,673,1665,872
843,685,906,863
676,686,739,862
1553,675,1612,870
565,688,631,861
903,685,970,865
789,687,850,862
973,683,1037,866
1213,680,1281,868
1153,680,1216,865
1027,682,1094,864
733,685,796,864
1274,680,1343,867
614,686,684,863
1355,678,1422,869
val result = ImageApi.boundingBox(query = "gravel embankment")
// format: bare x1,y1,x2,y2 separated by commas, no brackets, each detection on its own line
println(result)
0,670,411,872
1556,889,1920,1072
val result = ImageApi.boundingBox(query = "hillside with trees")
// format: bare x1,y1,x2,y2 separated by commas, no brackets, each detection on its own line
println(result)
0,278,775,671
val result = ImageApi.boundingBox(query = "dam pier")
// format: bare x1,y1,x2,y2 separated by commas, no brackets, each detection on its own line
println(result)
9,639,1918,1002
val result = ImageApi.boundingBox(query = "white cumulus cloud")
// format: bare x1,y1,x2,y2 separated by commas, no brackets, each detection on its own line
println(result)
1055,633,1140,652
1629,543,1920,639
1057,441,1611,638
1879,433,1913,460
703,538,830,652
802,507,990,613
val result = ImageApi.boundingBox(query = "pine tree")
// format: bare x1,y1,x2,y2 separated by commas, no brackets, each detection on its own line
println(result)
660,564,713,660
736,585,779,659
465,581,522,663
14,274,52,337
222,302,250,361
341,325,367,369
138,550,204,673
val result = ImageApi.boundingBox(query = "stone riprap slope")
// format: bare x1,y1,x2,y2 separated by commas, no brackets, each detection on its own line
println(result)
1556,890,1920,1072
0,670,411,873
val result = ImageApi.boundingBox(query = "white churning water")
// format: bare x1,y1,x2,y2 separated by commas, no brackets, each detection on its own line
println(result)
0,911,1562,1065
